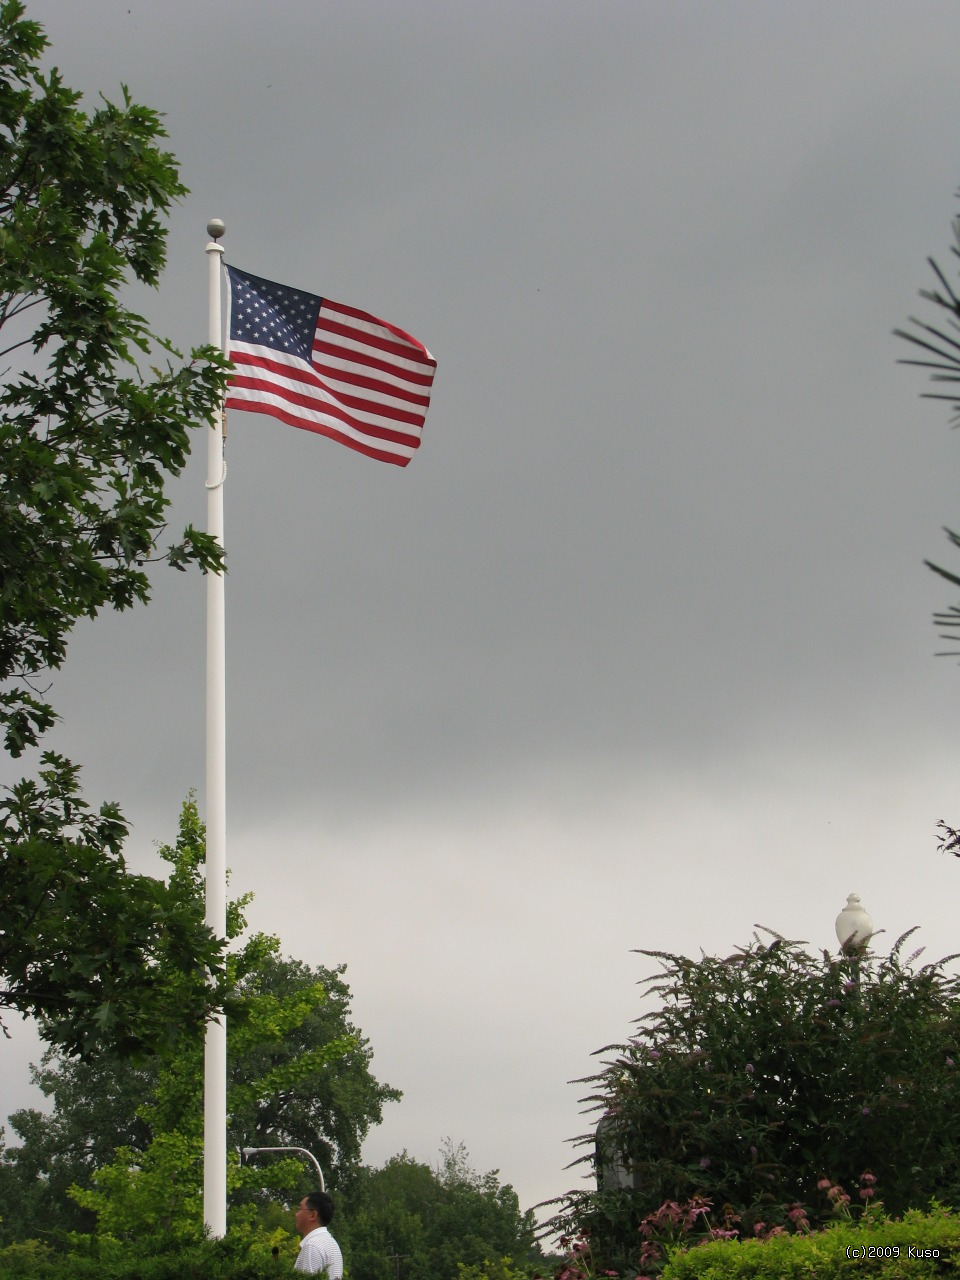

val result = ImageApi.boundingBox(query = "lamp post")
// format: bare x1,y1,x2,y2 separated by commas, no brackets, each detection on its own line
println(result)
242,1145,326,1190
835,893,874,953
835,892,874,996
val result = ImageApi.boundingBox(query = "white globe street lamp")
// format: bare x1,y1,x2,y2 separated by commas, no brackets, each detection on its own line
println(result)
835,893,875,953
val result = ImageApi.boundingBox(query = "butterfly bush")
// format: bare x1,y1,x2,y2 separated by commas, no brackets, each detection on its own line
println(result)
547,930,960,1275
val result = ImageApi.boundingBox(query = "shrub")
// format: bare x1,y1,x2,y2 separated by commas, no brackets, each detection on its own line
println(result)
551,931,960,1274
661,1204,960,1279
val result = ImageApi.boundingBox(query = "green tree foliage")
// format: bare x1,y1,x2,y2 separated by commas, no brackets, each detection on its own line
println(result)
0,1050,156,1241
230,954,401,1184
0,0,232,1056
552,932,960,1275
0,756,229,1058
0,0,228,753
0,801,399,1244
338,1141,542,1280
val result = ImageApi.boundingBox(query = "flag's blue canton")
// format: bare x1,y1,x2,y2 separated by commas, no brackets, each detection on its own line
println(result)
228,268,320,363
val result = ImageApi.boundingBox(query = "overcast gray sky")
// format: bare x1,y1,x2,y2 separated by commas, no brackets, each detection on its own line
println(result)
6,0,960,1223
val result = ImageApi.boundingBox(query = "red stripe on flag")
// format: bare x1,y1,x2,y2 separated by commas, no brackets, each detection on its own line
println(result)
229,354,427,435
320,297,436,360
223,396,416,466
312,344,435,399
311,338,436,390
315,315,436,372
227,369,423,447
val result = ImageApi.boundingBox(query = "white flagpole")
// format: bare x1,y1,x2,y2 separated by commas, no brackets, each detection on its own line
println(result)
203,217,227,1238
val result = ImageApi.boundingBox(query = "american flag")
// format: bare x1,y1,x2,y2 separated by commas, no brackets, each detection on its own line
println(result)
224,266,436,466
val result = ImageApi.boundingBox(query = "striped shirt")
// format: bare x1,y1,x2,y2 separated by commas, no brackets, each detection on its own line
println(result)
295,1226,343,1277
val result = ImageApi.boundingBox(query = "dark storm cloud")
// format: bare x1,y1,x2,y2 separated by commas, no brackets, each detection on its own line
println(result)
8,0,960,1212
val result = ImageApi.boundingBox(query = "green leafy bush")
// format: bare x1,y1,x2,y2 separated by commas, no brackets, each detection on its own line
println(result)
661,1205,960,1279
546,1202,960,1280
551,932,960,1274
0,1229,291,1280
458,1259,549,1280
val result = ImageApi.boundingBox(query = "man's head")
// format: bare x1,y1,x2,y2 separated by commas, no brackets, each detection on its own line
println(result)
295,1191,334,1237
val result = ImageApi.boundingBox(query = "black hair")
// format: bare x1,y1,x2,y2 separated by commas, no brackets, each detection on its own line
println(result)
304,1191,334,1225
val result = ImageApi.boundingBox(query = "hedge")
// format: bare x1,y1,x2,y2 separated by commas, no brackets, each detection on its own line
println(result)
661,1207,960,1279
